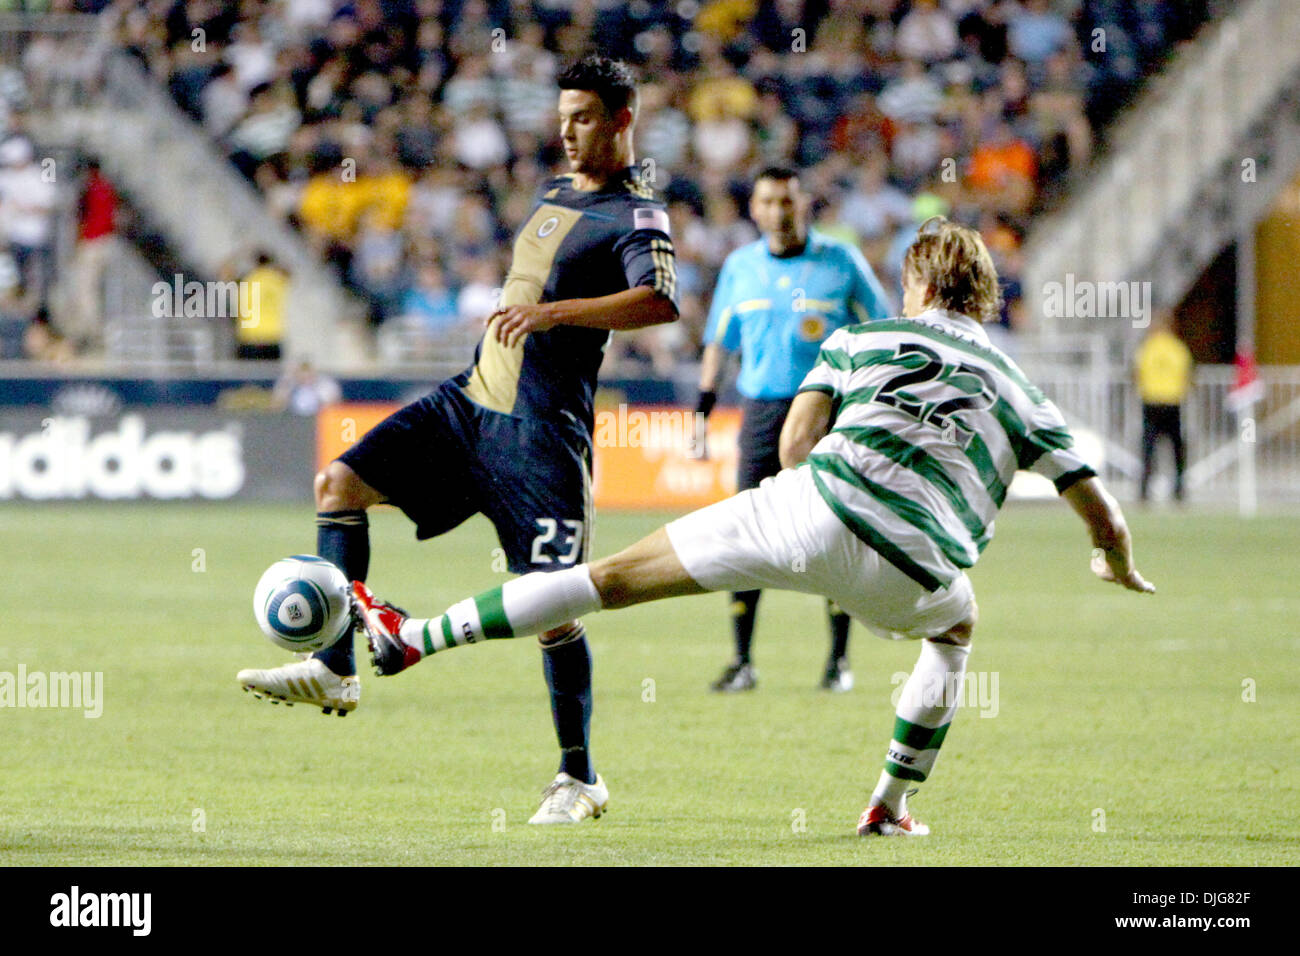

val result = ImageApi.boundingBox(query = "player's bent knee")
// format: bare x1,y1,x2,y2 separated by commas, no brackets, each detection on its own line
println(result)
930,614,976,647
588,528,702,610
588,560,633,610
538,621,582,646
590,554,665,610
315,461,379,511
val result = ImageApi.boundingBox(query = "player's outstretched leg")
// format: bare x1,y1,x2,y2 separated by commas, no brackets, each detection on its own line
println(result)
820,599,853,692
353,564,607,667
238,461,379,714
858,619,974,837
353,527,706,821
354,527,708,657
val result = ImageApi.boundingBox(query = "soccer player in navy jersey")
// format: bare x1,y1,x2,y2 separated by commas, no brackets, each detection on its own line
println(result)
238,55,679,824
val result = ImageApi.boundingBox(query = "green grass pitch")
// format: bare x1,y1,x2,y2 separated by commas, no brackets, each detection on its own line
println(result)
1,501,1296,866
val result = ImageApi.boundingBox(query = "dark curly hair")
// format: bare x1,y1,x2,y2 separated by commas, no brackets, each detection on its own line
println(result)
557,55,638,118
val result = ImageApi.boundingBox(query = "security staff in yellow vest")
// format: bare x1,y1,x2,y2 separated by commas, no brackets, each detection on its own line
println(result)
236,251,288,361
1134,312,1193,502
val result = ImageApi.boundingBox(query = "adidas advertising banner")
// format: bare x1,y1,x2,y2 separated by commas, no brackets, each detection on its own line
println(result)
0,409,314,501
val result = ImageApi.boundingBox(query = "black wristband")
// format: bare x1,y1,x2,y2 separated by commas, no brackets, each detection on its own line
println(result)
695,390,717,417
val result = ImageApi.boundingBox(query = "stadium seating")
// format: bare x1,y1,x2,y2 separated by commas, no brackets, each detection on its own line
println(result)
0,0,1214,372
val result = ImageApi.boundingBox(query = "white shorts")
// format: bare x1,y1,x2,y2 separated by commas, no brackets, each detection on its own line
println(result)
664,466,975,641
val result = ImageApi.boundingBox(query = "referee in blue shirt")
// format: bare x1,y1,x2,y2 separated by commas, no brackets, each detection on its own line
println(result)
694,167,892,692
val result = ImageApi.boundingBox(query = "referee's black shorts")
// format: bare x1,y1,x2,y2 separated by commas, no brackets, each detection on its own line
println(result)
737,395,795,492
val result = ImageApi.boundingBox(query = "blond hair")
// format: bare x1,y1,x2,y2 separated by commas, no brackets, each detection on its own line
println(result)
903,217,1002,323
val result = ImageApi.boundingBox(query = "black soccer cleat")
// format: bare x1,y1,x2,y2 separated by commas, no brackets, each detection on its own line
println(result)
710,660,757,692
819,657,854,692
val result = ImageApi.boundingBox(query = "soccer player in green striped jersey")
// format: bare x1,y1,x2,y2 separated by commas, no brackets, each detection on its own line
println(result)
353,217,1154,836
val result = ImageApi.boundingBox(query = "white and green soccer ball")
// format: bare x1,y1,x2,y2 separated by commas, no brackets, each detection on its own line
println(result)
252,555,352,653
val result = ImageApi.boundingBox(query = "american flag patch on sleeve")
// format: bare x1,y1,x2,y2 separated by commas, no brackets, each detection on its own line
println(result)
633,207,671,236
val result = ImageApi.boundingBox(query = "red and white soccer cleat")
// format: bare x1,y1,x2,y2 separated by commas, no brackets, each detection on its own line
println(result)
857,802,931,837
351,581,421,676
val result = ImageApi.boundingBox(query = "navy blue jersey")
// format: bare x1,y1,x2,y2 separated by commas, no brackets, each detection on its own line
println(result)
456,167,678,433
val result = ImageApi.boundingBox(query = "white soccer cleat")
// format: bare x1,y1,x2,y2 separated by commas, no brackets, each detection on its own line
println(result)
528,772,609,824
237,657,359,716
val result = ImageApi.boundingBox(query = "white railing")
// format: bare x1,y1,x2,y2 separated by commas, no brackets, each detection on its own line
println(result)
101,243,229,368
1183,367,1300,495
376,321,482,377
1027,362,1300,502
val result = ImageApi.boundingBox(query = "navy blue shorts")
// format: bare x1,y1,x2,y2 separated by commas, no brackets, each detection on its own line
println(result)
337,382,592,574
737,396,794,492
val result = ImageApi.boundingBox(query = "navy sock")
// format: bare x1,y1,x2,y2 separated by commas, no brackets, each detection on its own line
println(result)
312,509,369,676
827,600,851,664
542,626,595,785
731,590,760,664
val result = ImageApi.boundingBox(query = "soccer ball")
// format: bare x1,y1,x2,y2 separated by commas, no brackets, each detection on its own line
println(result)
252,555,353,653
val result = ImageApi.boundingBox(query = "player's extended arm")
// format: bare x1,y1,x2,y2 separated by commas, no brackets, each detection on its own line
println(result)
492,286,677,348
779,391,833,469
1061,477,1156,594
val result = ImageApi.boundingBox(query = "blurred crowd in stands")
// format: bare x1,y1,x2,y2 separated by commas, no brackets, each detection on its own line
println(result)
4,0,1210,374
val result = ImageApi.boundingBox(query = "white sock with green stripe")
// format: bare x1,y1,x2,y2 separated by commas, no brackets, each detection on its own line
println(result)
398,565,603,657
872,638,972,817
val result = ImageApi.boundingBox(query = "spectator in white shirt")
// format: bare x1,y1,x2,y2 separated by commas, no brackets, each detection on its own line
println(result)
879,59,945,124
896,0,960,64
225,21,278,93
841,157,914,241
452,103,509,170
275,360,342,416
201,63,248,139
0,137,57,313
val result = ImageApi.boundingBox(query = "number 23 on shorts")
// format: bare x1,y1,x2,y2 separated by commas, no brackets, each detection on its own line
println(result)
531,518,584,564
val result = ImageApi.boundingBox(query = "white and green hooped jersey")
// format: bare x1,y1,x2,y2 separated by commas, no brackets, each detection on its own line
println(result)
797,309,1095,592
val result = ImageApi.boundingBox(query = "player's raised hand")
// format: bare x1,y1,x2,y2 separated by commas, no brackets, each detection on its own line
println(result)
1090,547,1156,593
490,304,560,349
